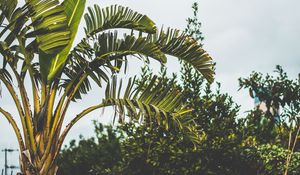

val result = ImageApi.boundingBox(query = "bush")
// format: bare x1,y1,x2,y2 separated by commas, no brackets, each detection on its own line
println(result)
242,143,300,175
58,123,124,175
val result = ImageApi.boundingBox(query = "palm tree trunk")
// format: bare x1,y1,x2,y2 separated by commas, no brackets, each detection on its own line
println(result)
17,132,60,175
19,156,59,175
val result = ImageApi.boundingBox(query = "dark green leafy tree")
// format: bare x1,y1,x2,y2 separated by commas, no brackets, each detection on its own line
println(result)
239,66,300,174
242,144,300,175
58,122,124,175
239,65,300,146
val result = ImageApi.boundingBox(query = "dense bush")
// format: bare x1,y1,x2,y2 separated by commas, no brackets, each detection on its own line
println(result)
58,122,300,175
58,121,242,175
242,143,300,175
58,123,124,175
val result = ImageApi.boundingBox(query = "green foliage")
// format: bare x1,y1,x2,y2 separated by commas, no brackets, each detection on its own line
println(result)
0,1,215,173
242,144,300,175
239,66,300,148
59,52,243,175
84,5,157,37
119,122,204,175
58,3,300,175
239,65,300,126
59,3,244,175
58,122,124,175
59,121,300,175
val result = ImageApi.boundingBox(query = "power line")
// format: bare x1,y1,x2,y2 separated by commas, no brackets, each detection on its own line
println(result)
1,149,18,175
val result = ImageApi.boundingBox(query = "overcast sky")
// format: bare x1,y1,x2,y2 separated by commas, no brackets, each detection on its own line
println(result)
1,0,300,167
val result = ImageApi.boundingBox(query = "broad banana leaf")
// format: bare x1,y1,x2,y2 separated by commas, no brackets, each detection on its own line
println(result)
39,0,86,81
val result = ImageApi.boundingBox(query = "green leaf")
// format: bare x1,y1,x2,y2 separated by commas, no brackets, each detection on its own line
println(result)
101,75,202,144
61,30,168,100
40,0,86,81
84,4,157,37
103,75,189,124
151,28,215,83
29,0,71,54
0,0,17,23
95,31,167,64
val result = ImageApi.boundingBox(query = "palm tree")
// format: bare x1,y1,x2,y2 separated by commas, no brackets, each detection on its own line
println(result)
0,0,214,174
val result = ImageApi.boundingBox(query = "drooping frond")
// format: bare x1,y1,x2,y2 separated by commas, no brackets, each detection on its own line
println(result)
102,75,203,145
61,31,168,100
84,4,157,37
94,31,167,64
0,0,17,25
58,75,203,157
73,28,214,84
64,26,215,100
104,75,191,126
149,28,215,83
0,2,31,46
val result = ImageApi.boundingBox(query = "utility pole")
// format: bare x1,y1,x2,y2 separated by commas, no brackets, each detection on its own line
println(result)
1,149,18,175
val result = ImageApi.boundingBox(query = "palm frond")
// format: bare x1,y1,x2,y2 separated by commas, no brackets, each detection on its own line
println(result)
62,31,168,100
84,4,157,38
0,0,17,25
103,75,191,126
102,75,203,145
0,3,31,46
94,31,167,64
150,28,215,83
71,31,166,72
39,0,86,82
0,68,13,97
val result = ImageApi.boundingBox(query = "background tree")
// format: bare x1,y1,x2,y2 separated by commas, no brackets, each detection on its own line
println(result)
239,66,300,174
58,122,124,175
0,1,214,174
239,65,300,147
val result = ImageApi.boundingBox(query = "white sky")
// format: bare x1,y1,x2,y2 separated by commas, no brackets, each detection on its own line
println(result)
1,0,300,168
